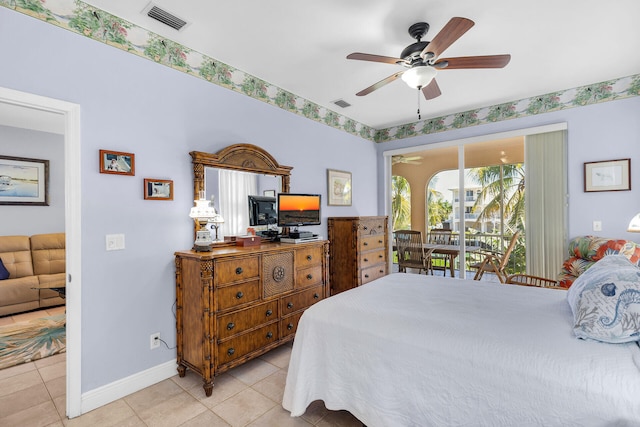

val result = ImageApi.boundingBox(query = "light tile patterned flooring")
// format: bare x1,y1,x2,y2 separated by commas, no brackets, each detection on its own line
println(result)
0,322,364,427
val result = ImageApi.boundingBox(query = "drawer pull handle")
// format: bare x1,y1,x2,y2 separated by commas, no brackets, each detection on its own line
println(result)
236,291,244,299
363,242,368,246
235,267,243,275
306,274,313,280
227,348,235,356
313,293,319,299
306,255,312,261
266,309,273,317
378,240,383,244
364,258,368,262
287,323,294,330
379,254,383,258
287,302,294,309
363,226,368,230
379,269,384,273
266,331,273,339
364,274,369,279
227,322,235,330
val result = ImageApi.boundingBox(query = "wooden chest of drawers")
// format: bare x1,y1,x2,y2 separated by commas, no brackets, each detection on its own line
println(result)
328,216,388,295
175,240,329,396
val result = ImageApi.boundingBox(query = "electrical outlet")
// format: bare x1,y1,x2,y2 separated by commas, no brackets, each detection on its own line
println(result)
150,333,160,350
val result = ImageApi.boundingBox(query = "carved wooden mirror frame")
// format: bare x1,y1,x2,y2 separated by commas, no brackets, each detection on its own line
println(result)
190,143,293,241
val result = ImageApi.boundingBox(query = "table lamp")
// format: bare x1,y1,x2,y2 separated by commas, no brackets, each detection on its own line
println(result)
189,191,218,252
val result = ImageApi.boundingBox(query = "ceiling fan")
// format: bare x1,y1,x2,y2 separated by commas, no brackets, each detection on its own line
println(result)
347,17,511,102
392,155,422,165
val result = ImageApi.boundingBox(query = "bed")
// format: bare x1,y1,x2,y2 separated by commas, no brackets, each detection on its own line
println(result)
282,272,640,426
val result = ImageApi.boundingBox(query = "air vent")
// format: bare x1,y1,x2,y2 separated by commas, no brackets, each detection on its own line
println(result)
144,4,188,31
332,99,351,108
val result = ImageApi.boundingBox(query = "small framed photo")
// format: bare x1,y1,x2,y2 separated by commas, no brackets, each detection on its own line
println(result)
263,190,276,197
99,149,135,176
0,155,49,206
584,158,631,192
327,169,352,206
144,178,173,200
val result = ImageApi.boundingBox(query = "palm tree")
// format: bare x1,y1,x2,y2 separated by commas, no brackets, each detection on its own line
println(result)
426,183,452,228
392,175,411,231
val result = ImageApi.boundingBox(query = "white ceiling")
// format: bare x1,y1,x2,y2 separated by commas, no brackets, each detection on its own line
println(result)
25,1,640,130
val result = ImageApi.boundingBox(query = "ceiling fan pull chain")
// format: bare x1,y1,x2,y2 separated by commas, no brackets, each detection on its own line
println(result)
417,87,421,120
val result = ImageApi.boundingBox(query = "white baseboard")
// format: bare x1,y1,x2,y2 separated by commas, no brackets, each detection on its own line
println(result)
80,360,178,415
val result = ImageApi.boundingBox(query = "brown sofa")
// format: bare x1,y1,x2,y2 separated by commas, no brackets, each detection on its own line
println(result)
0,233,65,316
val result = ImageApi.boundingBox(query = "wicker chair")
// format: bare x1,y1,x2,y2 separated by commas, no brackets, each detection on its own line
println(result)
427,230,453,275
505,274,565,290
470,231,520,283
395,230,434,275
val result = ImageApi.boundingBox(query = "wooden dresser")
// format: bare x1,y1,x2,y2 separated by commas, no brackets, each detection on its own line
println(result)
327,216,388,295
174,240,329,396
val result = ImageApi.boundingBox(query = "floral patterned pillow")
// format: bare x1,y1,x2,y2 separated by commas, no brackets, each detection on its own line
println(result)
566,255,640,343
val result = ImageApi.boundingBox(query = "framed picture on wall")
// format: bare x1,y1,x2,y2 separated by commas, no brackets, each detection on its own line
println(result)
99,149,135,176
0,155,49,206
584,158,630,192
327,169,352,206
144,178,173,200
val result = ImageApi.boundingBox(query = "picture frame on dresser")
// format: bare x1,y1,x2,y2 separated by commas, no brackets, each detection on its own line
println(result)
0,155,49,206
327,169,352,206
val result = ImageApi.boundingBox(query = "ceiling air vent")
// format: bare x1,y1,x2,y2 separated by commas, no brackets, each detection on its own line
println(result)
144,3,188,31
332,99,351,109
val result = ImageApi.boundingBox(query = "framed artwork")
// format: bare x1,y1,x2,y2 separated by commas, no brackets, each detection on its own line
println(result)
144,178,173,200
584,158,630,192
327,169,352,206
99,149,135,176
0,155,49,206
263,189,276,197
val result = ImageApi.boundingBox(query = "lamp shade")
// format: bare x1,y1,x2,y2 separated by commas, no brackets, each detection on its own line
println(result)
189,199,217,221
628,213,640,232
401,66,437,89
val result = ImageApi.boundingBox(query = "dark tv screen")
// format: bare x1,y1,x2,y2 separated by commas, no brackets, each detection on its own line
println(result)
248,195,277,226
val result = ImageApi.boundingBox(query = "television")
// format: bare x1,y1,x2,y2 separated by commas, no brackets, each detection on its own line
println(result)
277,193,321,227
248,195,277,226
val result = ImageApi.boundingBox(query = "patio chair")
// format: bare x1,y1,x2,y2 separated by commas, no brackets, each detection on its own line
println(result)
427,229,453,275
470,231,520,283
505,274,564,290
395,230,434,275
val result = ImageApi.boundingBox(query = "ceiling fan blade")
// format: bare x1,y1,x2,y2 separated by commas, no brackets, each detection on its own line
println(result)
435,54,511,69
422,79,442,100
347,52,405,65
356,71,404,96
420,17,474,59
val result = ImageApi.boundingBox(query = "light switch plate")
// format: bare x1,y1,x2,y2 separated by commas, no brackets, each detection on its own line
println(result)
593,221,602,232
106,234,125,251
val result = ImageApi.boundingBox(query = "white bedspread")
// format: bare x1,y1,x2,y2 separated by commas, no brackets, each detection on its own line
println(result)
283,273,640,426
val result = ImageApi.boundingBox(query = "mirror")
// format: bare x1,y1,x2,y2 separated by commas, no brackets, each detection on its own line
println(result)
191,144,292,242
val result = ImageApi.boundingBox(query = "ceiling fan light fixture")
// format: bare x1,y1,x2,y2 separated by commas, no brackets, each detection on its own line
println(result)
401,66,437,89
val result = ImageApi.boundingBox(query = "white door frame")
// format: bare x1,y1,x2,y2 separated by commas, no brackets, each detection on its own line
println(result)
0,87,82,418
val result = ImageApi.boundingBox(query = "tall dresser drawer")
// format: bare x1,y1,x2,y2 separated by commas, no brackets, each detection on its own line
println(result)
217,323,278,365
357,218,385,235
295,245,324,268
217,300,279,340
295,265,323,289
217,280,261,311
359,234,386,252
360,248,386,268
361,264,387,284
280,311,304,338
281,285,323,315
215,256,260,285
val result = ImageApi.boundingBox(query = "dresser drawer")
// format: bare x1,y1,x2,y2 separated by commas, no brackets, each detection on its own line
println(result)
281,285,324,316
280,311,304,339
217,280,261,311
295,265,323,289
360,248,386,268
361,264,387,284
359,234,385,252
215,256,260,285
217,301,279,340
295,245,323,268
357,218,385,236
217,323,278,365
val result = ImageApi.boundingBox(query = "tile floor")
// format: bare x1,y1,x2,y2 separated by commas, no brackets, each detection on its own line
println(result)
0,336,364,427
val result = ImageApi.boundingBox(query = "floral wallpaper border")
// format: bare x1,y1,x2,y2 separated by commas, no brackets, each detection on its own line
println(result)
3,0,639,144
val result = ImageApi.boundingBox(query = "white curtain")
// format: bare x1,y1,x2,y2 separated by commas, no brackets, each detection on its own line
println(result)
218,170,258,237
524,130,568,278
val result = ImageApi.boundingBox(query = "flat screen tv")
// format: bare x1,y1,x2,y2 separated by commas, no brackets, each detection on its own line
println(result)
277,193,321,227
248,195,277,226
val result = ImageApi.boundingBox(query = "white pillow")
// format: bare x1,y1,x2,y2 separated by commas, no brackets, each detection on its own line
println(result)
567,254,640,343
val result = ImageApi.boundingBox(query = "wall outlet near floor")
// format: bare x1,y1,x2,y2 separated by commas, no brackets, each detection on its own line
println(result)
593,220,602,231
150,333,160,350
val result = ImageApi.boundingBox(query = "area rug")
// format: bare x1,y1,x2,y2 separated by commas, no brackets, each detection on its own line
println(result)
0,314,66,370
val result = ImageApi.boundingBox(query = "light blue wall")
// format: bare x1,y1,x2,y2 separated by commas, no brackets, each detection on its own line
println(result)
376,96,640,242
0,8,377,392
0,125,65,235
